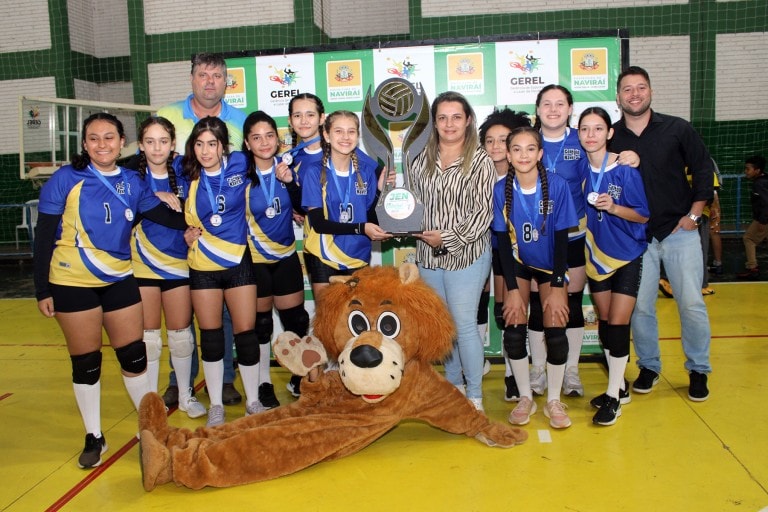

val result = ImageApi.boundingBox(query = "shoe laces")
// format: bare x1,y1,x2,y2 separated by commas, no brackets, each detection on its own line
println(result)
547,400,568,417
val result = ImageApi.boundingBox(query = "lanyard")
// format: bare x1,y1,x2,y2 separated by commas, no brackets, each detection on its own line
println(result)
543,130,568,173
287,136,320,157
590,153,610,194
201,165,225,217
257,158,277,211
513,175,541,229
327,159,354,213
89,164,132,210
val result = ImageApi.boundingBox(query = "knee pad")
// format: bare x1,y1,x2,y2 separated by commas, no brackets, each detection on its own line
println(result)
234,330,260,366
502,325,528,360
567,291,585,328
143,329,162,362
605,324,631,358
200,328,225,362
477,290,490,324
528,292,544,331
71,351,102,385
278,305,310,337
256,312,274,345
115,340,148,374
544,327,568,365
493,302,504,331
167,326,194,359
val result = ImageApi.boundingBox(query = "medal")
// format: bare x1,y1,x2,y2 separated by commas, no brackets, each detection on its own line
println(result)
124,208,134,221
265,207,276,219
281,153,293,166
532,228,539,242
587,192,599,205
210,214,222,226
339,210,350,223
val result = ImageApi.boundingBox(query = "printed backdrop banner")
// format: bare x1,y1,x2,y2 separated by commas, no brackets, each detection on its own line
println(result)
222,34,623,356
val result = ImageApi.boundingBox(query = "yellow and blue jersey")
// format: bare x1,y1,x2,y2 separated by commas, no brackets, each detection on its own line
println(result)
182,151,249,271
246,163,297,264
582,161,649,280
38,165,162,287
301,156,378,270
492,172,578,274
542,128,586,236
131,163,190,280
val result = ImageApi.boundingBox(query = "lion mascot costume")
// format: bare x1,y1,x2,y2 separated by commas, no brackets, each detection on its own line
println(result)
138,264,527,490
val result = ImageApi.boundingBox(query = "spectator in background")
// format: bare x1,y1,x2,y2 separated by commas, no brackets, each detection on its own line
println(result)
736,155,768,280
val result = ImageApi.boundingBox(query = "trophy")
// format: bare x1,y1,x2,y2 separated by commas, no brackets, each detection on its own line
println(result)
362,78,431,235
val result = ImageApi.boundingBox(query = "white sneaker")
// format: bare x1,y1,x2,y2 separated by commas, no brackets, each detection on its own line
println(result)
483,359,491,376
562,366,584,397
530,365,547,396
468,397,484,412
178,392,207,419
245,401,267,416
206,405,225,427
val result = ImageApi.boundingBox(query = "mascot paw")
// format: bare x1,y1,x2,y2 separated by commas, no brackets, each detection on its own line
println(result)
475,423,528,448
139,392,170,441
273,332,328,376
139,429,173,491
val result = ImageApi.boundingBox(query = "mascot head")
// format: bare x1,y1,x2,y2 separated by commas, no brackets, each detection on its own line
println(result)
313,264,455,403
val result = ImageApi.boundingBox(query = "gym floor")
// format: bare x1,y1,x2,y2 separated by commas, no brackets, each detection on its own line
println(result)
0,241,766,511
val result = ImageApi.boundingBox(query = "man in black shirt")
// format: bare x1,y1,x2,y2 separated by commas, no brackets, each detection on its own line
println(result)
610,66,713,402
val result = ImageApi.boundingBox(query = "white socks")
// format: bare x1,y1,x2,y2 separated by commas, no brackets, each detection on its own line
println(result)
73,381,101,435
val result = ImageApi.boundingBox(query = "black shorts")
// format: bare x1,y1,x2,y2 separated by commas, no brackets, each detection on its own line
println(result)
50,276,142,313
135,277,190,292
254,252,305,298
587,256,643,297
567,236,586,268
516,264,554,286
190,251,256,291
303,251,359,284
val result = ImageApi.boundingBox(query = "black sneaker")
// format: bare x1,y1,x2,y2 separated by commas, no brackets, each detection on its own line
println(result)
504,375,520,402
286,375,302,398
590,381,631,408
592,396,621,426
708,263,723,276
632,368,659,394
222,383,242,405
161,385,179,408
688,371,709,401
78,433,108,469
258,383,280,409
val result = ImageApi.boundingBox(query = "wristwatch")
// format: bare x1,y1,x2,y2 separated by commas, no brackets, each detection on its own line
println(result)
687,213,702,226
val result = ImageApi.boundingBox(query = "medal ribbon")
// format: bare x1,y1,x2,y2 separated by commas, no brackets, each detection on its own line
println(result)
89,165,131,211
286,136,321,158
327,159,354,221
257,158,277,213
201,162,225,218
589,153,610,195
543,129,568,174
513,176,542,232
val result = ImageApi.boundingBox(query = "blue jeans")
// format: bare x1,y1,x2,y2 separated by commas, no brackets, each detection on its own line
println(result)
631,228,711,374
169,305,236,387
418,248,491,399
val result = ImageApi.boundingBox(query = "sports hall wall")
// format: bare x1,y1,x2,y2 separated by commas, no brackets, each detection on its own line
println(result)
1,0,766,236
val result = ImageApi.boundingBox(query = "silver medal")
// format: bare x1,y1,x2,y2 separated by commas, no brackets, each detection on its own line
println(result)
281,153,293,166
124,208,134,221
587,192,599,205
532,228,539,242
265,207,276,219
210,214,222,227
339,211,350,223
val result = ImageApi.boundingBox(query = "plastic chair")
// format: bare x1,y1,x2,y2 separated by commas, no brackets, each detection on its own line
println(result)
15,199,39,249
